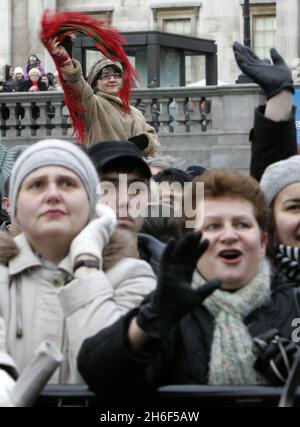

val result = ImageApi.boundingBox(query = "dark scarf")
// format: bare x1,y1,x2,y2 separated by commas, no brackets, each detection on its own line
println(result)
276,244,300,283
0,208,9,225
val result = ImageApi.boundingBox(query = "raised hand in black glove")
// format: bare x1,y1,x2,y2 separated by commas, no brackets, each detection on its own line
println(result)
233,41,294,100
254,329,300,386
137,231,222,339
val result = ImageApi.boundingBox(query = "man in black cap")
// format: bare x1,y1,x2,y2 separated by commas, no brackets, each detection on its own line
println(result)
89,141,165,275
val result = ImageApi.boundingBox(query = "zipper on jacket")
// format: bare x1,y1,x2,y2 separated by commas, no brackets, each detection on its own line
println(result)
16,277,23,338
10,276,23,339
294,288,300,316
58,318,66,384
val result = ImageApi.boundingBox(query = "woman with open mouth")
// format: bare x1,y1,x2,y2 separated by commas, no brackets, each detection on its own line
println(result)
78,169,300,399
233,42,300,288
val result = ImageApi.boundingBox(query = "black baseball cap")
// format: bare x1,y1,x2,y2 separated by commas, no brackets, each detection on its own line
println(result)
88,141,152,179
185,164,208,178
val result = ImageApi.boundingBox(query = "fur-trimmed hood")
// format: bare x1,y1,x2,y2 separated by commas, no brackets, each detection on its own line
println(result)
0,229,138,272
0,230,156,384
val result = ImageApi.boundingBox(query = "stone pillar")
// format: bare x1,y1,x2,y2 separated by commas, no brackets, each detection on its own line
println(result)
0,0,12,68
22,0,58,74
276,0,299,66
27,0,47,63
11,0,28,68
42,0,58,73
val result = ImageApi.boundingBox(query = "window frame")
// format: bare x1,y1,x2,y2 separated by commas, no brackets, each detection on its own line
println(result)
152,6,201,35
250,3,276,57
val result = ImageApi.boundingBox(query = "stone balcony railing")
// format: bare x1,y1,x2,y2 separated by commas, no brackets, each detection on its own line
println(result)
0,85,266,170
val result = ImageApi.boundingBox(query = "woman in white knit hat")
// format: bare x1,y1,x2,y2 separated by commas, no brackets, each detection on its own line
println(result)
0,139,155,406
13,67,25,91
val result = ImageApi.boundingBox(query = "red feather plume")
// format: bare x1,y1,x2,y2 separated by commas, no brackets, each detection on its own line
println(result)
40,10,139,144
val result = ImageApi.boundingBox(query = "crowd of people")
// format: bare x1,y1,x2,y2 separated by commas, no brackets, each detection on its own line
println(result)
0,54,62,93
1,36,300,407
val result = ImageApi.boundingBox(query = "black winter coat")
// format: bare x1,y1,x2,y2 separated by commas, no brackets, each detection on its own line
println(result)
250,105,297,182
78,272,300,400
18,79,47,92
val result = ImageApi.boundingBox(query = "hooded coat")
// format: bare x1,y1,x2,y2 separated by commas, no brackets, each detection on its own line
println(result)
250,105,297,181
0,230,156,384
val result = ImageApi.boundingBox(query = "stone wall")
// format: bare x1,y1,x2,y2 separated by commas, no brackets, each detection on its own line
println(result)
0,84,266,173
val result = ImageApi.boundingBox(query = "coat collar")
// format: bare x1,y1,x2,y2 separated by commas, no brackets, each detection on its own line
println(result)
96,91,126,107
8,233,73,277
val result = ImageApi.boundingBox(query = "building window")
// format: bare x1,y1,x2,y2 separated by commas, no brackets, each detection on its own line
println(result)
250,4,276,59
152,5,201,35
252,14,276,58
162,18,192,35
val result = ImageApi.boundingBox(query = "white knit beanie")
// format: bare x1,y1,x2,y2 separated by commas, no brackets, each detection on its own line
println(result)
10,139,100,220
14,67,24,76
260,155,300,206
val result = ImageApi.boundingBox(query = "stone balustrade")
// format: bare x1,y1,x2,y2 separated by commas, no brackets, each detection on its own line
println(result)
0,84,266,170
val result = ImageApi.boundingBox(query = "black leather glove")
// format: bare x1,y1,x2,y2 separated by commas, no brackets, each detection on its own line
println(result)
128,134,149,152
138,233,166,277
233,41,294,99
254,329,300,386
137,231,222,339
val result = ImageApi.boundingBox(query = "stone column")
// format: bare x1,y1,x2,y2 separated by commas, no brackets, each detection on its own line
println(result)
0,0,12,67
11,0,28,68
41,0,58,73
276,0,299,66
24,0,58,74
27,0,47,62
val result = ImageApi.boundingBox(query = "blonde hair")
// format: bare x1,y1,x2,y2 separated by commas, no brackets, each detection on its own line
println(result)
28,68,41,78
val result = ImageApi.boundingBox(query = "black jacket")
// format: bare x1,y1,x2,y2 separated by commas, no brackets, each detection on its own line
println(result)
0,208,10,225
18,79,47,92
78,272,300,399
2,78,25,92
250,105,297,182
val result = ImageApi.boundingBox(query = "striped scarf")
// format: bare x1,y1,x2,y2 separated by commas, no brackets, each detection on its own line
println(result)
192,259,271,385
276,244,300,284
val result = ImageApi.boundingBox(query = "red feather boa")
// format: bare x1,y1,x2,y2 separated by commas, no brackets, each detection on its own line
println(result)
40,10,139,144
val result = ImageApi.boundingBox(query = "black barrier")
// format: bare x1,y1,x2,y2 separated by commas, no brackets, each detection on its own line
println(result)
34,384,300,408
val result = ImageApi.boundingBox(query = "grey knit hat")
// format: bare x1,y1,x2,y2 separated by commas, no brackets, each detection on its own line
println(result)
10,139,100,220
0,143,29,195
260,155,300,206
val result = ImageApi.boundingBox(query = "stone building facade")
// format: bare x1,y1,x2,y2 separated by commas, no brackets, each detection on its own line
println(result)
0,0,299,83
